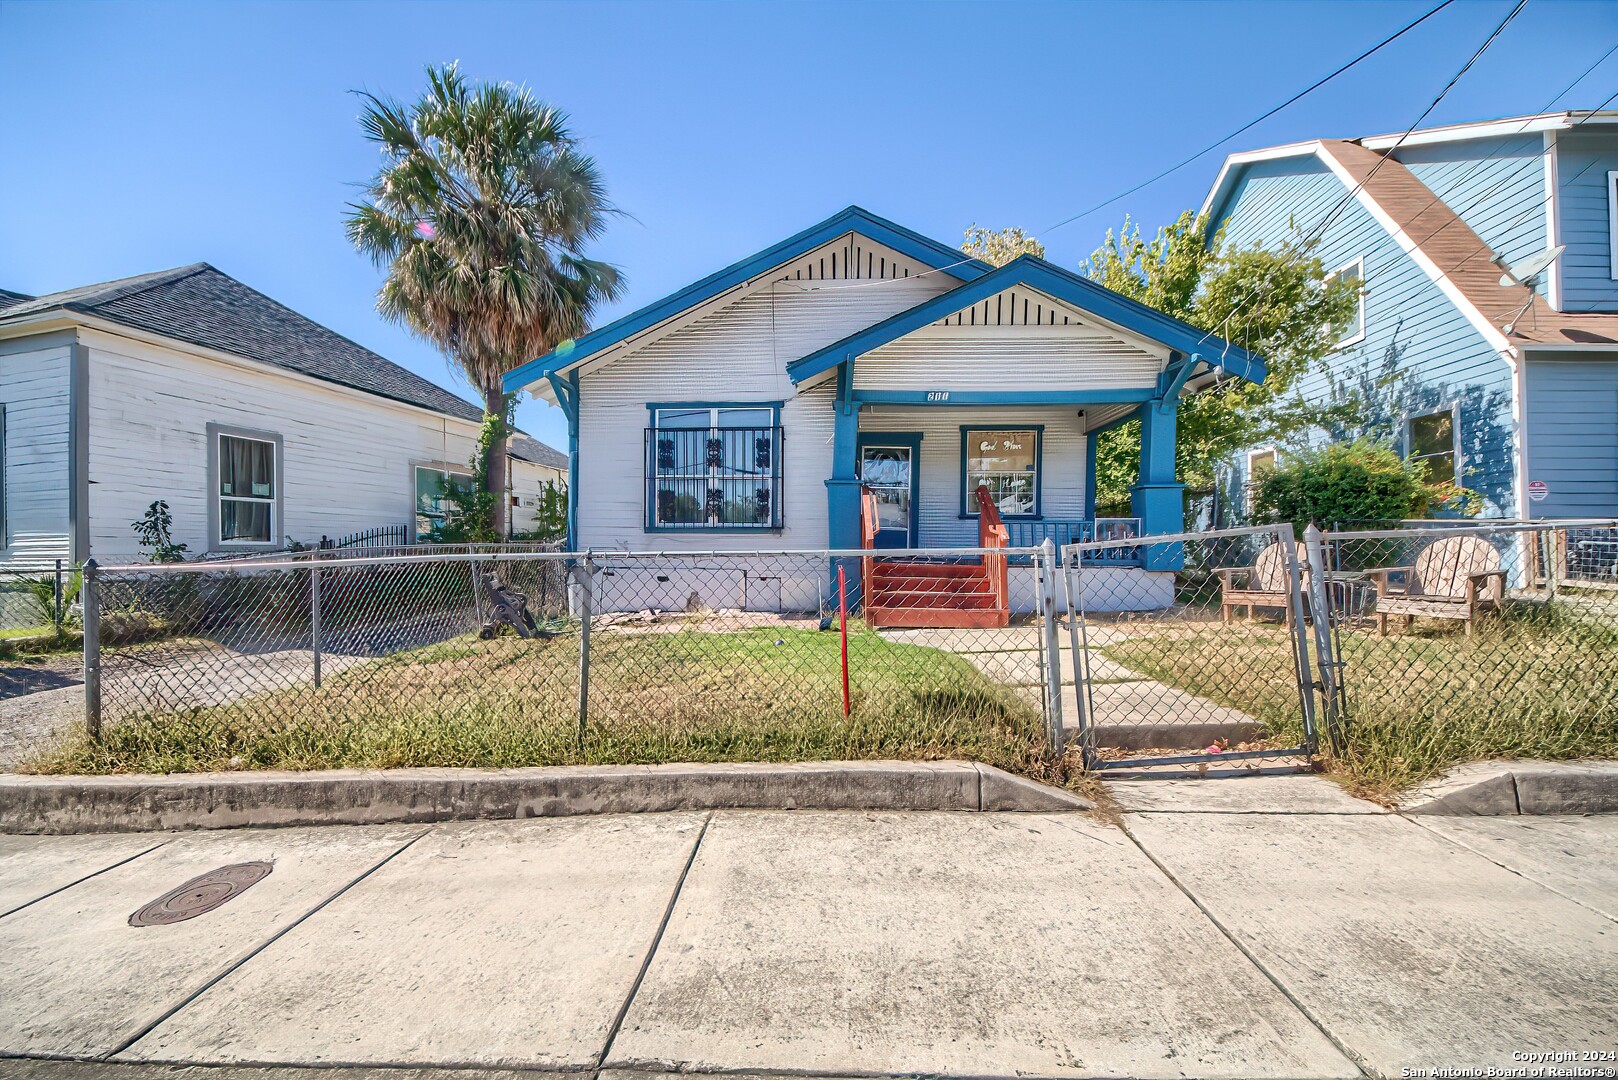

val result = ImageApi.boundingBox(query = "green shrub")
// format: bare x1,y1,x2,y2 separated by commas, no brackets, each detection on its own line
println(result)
1252,440,1475,533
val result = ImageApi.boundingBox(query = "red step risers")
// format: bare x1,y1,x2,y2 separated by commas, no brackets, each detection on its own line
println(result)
864,559,1009,628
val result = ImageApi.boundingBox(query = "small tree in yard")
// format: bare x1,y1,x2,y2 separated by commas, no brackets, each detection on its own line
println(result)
132,500,189,563
1251,440,1477,533
346,63,622,536
1082,212,1361,519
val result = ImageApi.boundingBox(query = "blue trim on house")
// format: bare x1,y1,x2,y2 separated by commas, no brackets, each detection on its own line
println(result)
786,255,1267,387
851,388,1154,406
856,431,923,545
959,424,1044,520
545,371,580,551
504,206,993,393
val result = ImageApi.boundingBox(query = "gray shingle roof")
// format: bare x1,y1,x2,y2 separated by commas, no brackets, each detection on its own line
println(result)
508,433,568,470
0,263,489,420
0,263,567,462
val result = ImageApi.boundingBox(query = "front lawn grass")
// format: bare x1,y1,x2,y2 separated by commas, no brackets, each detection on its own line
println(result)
1104,602,1618,797
31,626,1061,781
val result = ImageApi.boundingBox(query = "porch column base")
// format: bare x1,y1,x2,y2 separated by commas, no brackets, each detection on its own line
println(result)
1130,481,1185,571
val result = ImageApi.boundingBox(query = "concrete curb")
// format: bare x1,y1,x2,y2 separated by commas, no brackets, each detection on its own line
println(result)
0,760,1091,834
1400,760,1618,816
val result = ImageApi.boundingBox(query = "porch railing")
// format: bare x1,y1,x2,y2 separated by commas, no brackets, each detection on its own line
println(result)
975,485,1010,610
1005,518,1142,565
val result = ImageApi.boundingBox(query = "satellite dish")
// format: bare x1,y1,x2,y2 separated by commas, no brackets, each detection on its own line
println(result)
1500,245,1565,287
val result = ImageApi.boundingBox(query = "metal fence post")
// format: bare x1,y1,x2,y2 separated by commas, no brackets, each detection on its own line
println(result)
52,559,64,634
1037,538,1066,752
1278,526,1319,752
1302,524,1344,755
310,555,323,689
1060,547,1095,769
81,558,101,740
576,552,594,751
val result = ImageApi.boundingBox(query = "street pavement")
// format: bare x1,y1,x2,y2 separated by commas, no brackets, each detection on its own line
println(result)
1,775,1614,1079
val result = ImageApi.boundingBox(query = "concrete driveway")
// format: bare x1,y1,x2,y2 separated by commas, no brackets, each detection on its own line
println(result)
1,778,1614,1079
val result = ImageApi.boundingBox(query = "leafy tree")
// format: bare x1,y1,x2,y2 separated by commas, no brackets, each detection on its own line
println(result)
1082,212,1360,519
961,225,1045,267
1252,440,1477,534
346,63,622,535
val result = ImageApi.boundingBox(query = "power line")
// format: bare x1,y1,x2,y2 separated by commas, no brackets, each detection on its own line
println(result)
1305,0,1531,244
1037,0,1459,239
778,0,1463,295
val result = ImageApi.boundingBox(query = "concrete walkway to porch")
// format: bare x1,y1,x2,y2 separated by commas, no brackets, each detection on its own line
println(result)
881,622,1264,750
1,775,1614,1078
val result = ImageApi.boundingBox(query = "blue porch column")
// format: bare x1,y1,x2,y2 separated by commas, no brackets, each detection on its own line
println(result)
1130,398,1185,570
1083,432,1098,521
825,363,864,607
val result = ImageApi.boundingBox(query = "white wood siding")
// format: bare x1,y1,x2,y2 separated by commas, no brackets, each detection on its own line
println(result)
858,406,1086,546
576,240,953,550
82,330,484,561
0,339,72,567
857,328,1163,392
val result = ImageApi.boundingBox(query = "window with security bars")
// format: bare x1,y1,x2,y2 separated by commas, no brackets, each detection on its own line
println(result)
963,427,1039,517
645,406,783,529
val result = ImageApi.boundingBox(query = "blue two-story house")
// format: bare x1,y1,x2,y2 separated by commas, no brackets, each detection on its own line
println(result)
1202,111,1618,520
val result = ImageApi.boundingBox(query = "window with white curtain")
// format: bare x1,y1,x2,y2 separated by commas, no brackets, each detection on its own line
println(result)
210,427,280,547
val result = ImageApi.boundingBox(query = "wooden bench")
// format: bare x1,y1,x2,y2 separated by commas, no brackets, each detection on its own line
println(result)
1367,534,1505,638
1217,542,1301,625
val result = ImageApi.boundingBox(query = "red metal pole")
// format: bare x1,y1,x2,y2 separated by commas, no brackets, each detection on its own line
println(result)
838,564,851,717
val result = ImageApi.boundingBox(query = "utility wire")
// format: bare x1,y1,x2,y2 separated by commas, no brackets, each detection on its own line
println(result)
1037,0,1459,239
779,0,1462,295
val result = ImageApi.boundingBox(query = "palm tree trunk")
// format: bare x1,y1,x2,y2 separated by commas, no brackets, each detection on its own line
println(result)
482,388,510,539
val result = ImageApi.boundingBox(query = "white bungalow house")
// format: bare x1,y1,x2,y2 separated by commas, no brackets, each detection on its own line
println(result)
0,263,566,566
505,207,1264,625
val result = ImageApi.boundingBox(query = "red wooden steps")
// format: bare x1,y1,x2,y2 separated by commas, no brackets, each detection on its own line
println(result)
864,559,1010,629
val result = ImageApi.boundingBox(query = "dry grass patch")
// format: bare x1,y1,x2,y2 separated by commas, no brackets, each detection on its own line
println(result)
32,626,1064,782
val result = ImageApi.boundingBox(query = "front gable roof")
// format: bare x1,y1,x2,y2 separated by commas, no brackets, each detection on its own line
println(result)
786,255,1267,385
503,206,992,394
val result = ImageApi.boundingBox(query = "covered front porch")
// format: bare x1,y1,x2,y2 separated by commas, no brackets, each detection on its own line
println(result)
789,256,1265,627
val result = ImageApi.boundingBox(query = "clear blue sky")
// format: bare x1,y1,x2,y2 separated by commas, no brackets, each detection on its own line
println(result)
2,0,1614,450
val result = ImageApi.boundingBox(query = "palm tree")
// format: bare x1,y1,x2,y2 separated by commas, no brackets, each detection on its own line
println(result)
346,63,622,534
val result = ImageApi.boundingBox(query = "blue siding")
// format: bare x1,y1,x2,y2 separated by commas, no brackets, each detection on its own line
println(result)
1396,135,1548,300
1216,155,1518,515
1525,357,1618,517
1555,131,1618,312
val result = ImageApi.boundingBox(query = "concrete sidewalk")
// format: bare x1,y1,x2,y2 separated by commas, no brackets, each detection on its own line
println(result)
1,777,1614,1079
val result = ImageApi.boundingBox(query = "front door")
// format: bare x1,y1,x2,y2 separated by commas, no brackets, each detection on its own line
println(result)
858,436,920,549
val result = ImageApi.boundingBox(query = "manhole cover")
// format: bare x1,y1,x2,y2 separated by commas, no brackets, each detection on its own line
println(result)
129,862,273,927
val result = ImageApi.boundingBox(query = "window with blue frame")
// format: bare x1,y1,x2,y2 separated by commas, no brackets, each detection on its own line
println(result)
646,404,783,529
962,427,1041,518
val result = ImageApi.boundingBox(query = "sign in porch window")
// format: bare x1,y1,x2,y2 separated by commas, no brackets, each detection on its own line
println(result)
1408,409,1459,486
217,433,277,543
964,428,1039,517
646,406,783,529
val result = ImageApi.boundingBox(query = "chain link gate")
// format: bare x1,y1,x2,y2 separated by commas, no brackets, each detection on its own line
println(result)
1059,524,1321,773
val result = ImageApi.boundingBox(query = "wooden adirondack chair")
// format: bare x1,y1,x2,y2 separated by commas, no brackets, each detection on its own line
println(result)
1368,534,1505,637
1216,542,1301,625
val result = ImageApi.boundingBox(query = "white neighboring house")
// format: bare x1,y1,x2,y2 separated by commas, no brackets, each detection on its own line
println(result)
0,263,566,567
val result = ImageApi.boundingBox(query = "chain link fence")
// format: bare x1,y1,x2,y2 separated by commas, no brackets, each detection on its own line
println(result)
1310,519,1618,790
0,562,78,636
1061,524,1317,773
46,546,1064,777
